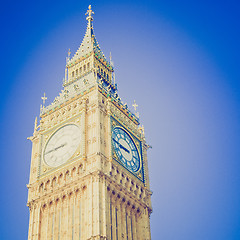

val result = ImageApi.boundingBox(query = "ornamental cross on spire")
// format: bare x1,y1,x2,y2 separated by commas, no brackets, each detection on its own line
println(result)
85,5,94,21
68,48,71,58
41,92,47,106
132,100,138,112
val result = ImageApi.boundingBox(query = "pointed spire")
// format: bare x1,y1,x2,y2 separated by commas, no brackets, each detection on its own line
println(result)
68,5,111,68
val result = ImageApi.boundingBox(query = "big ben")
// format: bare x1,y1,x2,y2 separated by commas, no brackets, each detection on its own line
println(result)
27,5,152,240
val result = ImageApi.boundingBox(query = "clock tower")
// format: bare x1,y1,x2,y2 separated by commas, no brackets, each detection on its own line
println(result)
27,5,152,240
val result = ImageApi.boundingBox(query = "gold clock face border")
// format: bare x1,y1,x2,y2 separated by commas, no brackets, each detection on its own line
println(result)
42,123,81,169
112,125,142,174
111,117,144,182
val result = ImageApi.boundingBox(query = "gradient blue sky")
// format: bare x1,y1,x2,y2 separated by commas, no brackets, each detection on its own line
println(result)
0,1,240,239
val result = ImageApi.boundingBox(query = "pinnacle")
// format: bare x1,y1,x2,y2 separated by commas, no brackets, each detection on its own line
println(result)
68,6,110,67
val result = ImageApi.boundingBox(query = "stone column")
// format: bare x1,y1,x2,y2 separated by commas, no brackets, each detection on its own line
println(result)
92,173,100,237
131,210,137,240
78,189,82,240
96,94,101,153
121,200,128,240
137,210,144,240
40,205,46,240
96,93,102,171
101,176,107,238
34,204,41,240
62,196,67,239
145,207,152,240
106,187,112,240
126,211,131,240
86,177,93,239
46,201,51,240
116,196,122,240
142,142,150,190
82,98,87,161
111,192,118,240
106,99,112,172
54,200,60,240
73,190,79,240
27,204,34,240
81,189,88,239
66,194,72,239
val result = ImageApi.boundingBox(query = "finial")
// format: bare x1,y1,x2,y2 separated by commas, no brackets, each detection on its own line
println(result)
66,48,71,64
110,52,114,67
34,117,37,131
85,5,94,22
41,92,47,106
132,100,138,112
68,48,71,58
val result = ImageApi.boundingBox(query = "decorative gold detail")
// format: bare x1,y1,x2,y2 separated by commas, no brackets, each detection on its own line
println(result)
85,5,94,21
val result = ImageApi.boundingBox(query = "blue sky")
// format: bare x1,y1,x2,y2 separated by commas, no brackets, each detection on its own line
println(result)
0,1,240,239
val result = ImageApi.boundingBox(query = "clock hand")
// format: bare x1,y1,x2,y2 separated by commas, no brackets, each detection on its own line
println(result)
120,144,130,153
54,143,67,151
113,138,130,153
45,143,67,155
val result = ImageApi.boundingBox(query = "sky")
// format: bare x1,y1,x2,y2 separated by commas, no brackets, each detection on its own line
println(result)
0,0,240,239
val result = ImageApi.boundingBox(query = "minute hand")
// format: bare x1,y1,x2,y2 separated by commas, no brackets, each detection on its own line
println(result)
45,143,67,155
113,138,130,153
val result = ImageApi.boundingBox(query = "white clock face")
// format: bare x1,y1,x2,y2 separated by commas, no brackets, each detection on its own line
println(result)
44,124,81,168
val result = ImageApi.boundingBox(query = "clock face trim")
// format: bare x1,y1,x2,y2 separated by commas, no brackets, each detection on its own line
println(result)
43,124,81,168
112,126,141,173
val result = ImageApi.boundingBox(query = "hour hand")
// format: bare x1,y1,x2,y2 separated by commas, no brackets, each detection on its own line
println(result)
54,143,67,151
45,143,67,155
113,138,130,153
119,144,130,153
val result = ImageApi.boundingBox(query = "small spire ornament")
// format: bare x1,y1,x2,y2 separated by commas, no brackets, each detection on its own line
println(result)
132,100,138,112
68,48,71,58
110,52,114,67
66,48,71,64
32,116,40,136
34,117,38,132
132,100,139,118
41,92,47,106
86,5,94,22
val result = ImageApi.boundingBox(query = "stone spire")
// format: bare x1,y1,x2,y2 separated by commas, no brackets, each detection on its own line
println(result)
40,6,138,125
68,5,110,67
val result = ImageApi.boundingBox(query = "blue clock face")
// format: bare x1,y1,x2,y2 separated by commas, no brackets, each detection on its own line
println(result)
112,127,141,172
